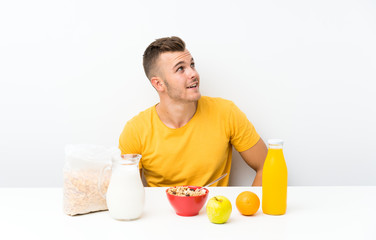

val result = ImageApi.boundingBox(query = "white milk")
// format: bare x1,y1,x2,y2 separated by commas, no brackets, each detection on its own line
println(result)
106,165,145,220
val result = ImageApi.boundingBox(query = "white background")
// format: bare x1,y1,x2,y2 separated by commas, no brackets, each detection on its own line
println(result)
0,0,375,187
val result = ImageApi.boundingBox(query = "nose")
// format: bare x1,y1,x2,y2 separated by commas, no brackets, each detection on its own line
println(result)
187,66,199,80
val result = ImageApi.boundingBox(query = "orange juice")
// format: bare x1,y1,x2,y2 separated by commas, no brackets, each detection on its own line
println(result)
262,139,288,215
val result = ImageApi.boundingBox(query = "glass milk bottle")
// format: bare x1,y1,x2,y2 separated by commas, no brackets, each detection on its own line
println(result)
262,139,288,215
99,154,145,220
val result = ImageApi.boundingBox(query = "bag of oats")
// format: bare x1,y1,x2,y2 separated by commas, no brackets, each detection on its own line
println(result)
63,144,119,216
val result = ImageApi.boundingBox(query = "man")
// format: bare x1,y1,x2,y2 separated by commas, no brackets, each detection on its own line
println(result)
119,36,267,187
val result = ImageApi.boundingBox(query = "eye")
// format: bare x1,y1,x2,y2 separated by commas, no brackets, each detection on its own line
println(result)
191,62,195,68
177,66,184,72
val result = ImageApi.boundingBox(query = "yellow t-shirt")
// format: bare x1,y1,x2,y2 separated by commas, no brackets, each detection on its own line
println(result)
119,96,260,187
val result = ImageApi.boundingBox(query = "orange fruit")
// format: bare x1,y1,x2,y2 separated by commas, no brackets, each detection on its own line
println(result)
236,191,260,216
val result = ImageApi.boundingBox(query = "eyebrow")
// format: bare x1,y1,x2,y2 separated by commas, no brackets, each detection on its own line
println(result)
173,58,194,70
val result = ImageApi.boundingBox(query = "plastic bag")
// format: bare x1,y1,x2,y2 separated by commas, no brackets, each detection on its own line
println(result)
63,144,119,216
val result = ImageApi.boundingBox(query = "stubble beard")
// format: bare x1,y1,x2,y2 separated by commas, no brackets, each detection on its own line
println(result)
163,79,201,103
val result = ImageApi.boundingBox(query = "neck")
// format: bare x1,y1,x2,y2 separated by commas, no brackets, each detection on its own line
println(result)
156,100,198,129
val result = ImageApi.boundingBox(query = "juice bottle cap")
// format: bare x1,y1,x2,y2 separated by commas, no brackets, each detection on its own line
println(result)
268,139,284,146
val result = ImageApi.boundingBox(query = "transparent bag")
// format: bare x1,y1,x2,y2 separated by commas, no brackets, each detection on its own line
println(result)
63,144,119,216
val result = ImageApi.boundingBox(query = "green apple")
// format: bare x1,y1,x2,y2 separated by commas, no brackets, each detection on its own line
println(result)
206,196,232,224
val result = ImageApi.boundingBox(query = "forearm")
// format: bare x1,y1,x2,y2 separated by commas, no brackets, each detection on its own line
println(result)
252,169,263,186
240,138,267,187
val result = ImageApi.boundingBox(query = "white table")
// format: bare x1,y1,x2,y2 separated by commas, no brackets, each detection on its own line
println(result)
0,187,375,240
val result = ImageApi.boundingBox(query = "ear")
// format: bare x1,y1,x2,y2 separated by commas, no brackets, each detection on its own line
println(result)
151,77,165,91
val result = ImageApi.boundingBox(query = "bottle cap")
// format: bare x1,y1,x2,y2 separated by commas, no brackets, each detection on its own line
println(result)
268,139,284,148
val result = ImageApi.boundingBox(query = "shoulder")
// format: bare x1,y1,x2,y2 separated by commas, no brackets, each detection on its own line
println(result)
197,97,239,124
199,96,235,108
119,105,155,148
121,105,155,135
119,106,156,154
127,105,154,125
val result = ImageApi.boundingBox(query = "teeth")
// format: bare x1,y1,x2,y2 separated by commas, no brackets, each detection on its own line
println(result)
188,83,197,88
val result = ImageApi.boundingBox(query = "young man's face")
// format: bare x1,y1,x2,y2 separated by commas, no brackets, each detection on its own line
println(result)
156,50,201,103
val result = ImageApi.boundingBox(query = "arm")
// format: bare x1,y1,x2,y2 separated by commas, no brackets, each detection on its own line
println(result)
239,138,268,186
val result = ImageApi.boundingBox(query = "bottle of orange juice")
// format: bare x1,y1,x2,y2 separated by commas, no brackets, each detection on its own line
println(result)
262,139,288,215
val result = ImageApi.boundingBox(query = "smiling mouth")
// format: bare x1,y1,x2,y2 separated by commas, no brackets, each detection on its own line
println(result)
187,81,198,89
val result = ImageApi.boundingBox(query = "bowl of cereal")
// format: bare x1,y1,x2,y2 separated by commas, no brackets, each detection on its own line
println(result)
166,186,209,216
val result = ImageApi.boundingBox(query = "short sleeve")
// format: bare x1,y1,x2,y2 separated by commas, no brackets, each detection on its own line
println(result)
228,102,260,152
119,120,143,169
